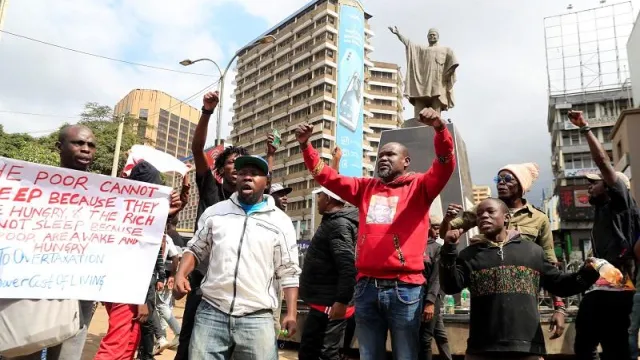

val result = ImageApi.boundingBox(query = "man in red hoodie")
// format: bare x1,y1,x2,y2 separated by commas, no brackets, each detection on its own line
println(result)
295,108,455,359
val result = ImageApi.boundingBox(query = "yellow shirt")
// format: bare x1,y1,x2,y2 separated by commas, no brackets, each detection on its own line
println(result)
450,202,557,263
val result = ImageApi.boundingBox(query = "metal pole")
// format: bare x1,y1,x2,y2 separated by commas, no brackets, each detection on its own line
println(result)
217,52,240,146
111,114,125,177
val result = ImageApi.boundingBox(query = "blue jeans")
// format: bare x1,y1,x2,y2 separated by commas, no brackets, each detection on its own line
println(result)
354,278,423,360
629,293,640,359
189,300,277,360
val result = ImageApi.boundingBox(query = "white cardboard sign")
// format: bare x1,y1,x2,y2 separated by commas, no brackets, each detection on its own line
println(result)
0,157,170,304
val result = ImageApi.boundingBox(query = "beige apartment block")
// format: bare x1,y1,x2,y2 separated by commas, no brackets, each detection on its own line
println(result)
114,89,201,160
228,0,403,240
472,185,492,205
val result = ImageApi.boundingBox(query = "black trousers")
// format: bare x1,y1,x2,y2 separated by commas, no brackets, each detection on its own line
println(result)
341,316,356,354
419,297,452,360
299,308,348,360
574,290,633,360
174,271,204,360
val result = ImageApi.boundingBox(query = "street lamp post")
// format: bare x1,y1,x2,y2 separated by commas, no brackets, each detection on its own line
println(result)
180,34,276,145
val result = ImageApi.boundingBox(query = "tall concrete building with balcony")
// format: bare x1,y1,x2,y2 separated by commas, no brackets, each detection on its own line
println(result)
228,0,403,241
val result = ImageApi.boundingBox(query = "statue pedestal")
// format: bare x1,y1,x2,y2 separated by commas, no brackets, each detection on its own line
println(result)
400,118,428,129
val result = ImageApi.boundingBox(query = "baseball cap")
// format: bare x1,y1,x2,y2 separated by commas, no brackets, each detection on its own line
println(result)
586,171,631,189
317,187,344,203
234,155,269,175
270,183,292,195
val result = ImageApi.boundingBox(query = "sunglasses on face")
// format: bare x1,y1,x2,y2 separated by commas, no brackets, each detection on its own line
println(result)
494,174,516,184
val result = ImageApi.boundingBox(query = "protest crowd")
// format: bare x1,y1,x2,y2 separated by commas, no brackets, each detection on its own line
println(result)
1,72,640,360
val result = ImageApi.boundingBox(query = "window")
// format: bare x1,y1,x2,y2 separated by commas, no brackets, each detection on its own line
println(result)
564,153,595,170
562,130,581,146
617,140,623,159
289,163,306,174
328,33,334,41
328,16,335,24
601,126,612,141
311,138,331,149
272,168,287,178
326,49,334,58
601,101,614,117
139,109,149,120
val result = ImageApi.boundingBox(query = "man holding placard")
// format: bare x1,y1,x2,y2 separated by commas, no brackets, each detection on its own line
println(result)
3,125,98,360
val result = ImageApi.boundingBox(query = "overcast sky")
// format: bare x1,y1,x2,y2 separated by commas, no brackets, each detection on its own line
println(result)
0,0,637,205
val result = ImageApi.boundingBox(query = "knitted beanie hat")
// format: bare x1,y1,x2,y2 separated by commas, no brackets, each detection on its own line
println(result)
498,162,540,193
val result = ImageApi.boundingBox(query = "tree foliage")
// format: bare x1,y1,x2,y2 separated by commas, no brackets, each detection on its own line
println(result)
1,103,150,175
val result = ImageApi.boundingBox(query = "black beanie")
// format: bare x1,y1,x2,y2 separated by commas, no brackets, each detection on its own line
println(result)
128,160,163,185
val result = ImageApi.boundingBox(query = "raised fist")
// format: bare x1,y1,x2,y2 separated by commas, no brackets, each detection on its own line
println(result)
419,107,441,127
203,91,220,111
295,123,314,145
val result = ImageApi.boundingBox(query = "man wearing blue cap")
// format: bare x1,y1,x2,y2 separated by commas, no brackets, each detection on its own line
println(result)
175,155,301,360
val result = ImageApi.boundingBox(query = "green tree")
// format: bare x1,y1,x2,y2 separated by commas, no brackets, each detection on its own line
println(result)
0,125,59,166
1,102,150,174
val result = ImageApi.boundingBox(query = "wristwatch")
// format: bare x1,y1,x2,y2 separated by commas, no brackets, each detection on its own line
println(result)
202,106,214,115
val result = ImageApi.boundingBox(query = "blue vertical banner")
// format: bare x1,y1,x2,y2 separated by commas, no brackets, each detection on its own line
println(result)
335,1,365,177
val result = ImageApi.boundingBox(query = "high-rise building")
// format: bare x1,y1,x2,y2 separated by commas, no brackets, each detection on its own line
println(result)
114,89,201,160
364,61,404,177
0,0,8,41
628,10,640,108
544,3,635,260
228,0,403,240
472,185,491,205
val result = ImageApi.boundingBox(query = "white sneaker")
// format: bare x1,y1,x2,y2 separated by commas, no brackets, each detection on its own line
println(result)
153,337,170,355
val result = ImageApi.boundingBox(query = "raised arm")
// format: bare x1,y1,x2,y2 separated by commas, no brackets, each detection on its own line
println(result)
192,92,219,176
331,146,342,172
295,124,367,205
541,256,599,297
439,203,471,239
438,229,470,295
266,133,277,173
568,110,617,187
388,26,410,47
416,108,456,204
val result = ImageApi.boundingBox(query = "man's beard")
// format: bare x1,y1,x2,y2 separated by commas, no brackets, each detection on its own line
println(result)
239,191,262,205
378,168,391,180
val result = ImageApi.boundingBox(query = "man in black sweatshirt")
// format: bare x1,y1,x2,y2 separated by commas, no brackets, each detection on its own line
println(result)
299,188,358,360
439,198,599,360
419,214,452,360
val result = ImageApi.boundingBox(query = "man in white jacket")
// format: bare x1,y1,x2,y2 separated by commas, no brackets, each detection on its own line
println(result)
174,155,301,360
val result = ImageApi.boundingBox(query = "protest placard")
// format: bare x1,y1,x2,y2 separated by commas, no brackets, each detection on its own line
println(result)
0,157,171,304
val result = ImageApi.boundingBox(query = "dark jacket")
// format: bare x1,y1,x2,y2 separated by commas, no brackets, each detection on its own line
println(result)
423,238,443,304
439,231,599,356
300,207,359,306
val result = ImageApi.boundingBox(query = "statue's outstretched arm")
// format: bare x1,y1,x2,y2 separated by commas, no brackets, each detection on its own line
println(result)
388,26,409,46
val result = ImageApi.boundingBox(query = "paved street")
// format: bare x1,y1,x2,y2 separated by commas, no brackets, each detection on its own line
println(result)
82,301,298,360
